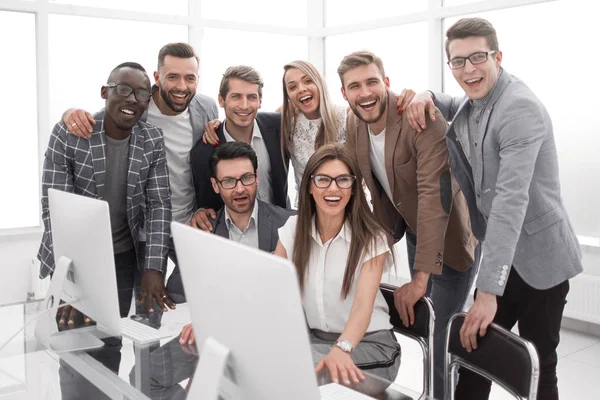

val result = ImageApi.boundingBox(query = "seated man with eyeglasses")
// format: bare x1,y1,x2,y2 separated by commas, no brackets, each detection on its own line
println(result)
39,62,171,394
171,141,294,343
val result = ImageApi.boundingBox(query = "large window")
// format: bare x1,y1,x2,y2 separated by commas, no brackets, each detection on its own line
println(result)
0,11,39,229
325,0,427,27
48,15,188,127
443,0,486,6
49,0,188,16
443,0,600,238
201,28,308,116
2,0,594,238
325,23,429,106
201,0,307,28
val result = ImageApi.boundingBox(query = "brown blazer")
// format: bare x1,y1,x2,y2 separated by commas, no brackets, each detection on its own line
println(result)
346,90,477,275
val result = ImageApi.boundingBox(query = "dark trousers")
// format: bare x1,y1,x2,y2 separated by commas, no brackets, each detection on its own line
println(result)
454,268,570,400
59,248,139,399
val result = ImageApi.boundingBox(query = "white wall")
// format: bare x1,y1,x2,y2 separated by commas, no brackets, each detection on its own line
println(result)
0,232,42,305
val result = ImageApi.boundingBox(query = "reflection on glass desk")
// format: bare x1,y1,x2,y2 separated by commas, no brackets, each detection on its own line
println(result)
0,301,432,400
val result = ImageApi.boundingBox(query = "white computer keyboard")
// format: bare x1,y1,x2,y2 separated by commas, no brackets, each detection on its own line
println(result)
120,317,171,345
319,383,376,400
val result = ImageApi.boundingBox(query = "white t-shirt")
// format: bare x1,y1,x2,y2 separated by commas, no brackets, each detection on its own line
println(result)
223,120,273,205
147,97,195,224
278,215,392,333
368,126,394,203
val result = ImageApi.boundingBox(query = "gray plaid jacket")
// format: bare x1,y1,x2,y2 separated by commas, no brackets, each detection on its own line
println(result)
38,111,172,278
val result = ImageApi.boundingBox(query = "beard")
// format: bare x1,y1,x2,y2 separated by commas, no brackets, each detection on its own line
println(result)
350,92,387,124
225,192,256,215
160,86,193,113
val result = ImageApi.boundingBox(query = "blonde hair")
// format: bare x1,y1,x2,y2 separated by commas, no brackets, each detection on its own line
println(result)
281,60,341,156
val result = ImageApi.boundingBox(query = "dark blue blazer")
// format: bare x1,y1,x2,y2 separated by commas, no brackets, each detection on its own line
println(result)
190,112,289,211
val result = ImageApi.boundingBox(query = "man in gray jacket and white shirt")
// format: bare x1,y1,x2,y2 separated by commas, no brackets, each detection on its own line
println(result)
403,17,582,399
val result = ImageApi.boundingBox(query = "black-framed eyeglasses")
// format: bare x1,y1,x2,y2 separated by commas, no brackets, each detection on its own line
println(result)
311,174,356,189
217,173,256,189
447,51,496,70
106,83,151,102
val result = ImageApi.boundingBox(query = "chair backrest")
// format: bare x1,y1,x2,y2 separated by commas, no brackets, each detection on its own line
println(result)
446,313,540,399
379,283,434,397
379,283,432,338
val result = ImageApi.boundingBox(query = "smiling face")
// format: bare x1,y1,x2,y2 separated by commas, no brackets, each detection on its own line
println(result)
310,159,353,219
211,157,258,216
219,78,262,131
154,55,198,115
102,67,151,133
448,36,502,100
284,67,321,120
341,63,390,125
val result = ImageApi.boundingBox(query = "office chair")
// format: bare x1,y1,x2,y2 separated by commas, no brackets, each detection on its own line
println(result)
445,312,540,400
379,283,435,397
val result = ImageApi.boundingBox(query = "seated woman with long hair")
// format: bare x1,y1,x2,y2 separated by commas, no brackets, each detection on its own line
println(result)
274,143,401,385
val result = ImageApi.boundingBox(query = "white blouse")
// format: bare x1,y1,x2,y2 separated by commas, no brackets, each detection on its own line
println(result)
278,216,392,333
289,104,347,195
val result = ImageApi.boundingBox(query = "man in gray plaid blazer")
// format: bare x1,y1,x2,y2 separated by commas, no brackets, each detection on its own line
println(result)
38,62,173,328
60,44,219,319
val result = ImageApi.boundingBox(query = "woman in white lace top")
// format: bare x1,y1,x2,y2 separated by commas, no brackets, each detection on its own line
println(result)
281,60,347,204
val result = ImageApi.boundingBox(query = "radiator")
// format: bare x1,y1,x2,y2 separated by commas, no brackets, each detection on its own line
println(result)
564,273,600,325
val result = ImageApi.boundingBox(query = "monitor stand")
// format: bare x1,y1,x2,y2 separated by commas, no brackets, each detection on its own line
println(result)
34,256,105,353
188,336,240,400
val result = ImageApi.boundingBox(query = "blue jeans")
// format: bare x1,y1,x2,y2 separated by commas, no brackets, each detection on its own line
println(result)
405,228,480,400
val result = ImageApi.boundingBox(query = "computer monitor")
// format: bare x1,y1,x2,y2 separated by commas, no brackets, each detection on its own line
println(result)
35,189,122,352
171,222,321,400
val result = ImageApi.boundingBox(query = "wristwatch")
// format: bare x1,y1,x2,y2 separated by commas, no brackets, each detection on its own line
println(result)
333,340,353,354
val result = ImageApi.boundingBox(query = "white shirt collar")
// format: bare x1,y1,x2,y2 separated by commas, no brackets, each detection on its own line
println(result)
310,215,352,246
223,119,263,143
224,199,259,232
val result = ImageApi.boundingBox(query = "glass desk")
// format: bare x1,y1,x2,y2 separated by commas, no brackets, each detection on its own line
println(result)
0,301,431,400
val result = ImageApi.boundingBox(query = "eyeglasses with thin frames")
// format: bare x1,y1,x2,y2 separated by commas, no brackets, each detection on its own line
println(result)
106,83,151,102
217,173,257,189
311,174,356,189
447,50,497,70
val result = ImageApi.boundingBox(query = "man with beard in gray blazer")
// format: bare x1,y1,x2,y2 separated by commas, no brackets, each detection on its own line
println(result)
403,17,583,400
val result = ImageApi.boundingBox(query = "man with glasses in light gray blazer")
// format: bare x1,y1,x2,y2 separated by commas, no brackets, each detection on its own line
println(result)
403,17,583,400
